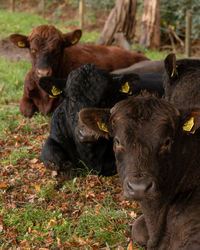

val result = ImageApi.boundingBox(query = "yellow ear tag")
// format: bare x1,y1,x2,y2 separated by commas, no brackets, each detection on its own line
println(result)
183,117,195,134
171,68,175,77
18,41,26,48
97,121,109,133
71,37,78,45
49,95,56,99
51,85,62,96
171,65,178,77
121,82,130,94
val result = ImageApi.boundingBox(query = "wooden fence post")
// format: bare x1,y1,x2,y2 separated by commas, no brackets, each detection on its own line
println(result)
185,10,192,57
11,0,15,12
42,0,45,19
79,0,84,30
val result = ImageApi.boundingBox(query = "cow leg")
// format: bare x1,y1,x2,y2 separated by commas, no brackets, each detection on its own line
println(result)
20,96,37,118
40,137,75,178
131,215,149,247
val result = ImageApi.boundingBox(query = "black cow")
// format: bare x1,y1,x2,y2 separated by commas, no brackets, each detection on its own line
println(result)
163,53,200,108
38,64,163,177
79,94,200,249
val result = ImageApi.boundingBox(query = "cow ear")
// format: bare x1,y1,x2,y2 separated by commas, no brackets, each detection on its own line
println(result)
164,53,179,80
112,73,138,96
182,110,200,134
63,29,82,47
119,74,138,96
9,34,29,48
79,108,111,138
38,76,66,97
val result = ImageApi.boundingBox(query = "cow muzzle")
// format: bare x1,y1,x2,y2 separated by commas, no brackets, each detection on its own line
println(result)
75,124,97,143
123,177,155,201
36,68,52,78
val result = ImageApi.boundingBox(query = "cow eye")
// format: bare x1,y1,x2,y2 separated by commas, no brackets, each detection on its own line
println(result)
164,138,171,147
51,49,59,55
114,137,123,151
159,137,173,154
114,137,120,146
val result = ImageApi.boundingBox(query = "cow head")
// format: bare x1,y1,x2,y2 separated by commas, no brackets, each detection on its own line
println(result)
39,64,139,142
9,25,82,80
163,53,200,108
79,95,200,202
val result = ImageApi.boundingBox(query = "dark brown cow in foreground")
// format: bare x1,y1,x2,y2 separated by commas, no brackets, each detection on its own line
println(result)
9,25,149,117
79,94,200,250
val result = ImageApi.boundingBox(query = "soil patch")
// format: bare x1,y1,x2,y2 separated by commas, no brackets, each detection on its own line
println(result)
0,37,30,62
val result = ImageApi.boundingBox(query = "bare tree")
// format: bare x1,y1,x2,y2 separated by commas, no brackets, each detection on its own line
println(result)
139,0,160,49
97,0,137,49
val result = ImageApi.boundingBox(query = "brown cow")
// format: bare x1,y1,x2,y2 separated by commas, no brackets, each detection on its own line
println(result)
79,94,200,249
9,25,149,117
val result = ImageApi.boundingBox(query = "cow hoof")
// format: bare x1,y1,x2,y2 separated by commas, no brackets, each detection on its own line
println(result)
131,215,149,247
20,108,35,118
60,161,76,179
44,160,60,171
20,99,37,118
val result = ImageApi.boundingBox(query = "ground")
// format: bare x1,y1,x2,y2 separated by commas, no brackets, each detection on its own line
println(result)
0,37,29,61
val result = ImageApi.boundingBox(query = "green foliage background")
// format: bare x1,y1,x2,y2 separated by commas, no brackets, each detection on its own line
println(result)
160,0,200,39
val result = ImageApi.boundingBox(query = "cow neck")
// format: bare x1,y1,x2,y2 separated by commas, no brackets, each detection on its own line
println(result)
57,54,68,77
139,198,169,249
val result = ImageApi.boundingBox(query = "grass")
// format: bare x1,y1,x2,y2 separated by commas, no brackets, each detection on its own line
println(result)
0,10,48,39
0,10,100,44
0,57,30,104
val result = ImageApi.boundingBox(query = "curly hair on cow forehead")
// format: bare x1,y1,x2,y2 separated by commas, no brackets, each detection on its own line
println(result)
29,25,63,40
110,94,180,131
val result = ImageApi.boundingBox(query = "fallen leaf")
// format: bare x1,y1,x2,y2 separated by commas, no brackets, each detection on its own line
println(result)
130,211,137,219
57,237,61,247
34,185,41,191
36,135,42,141
72,235,85,245
48,217,56,227
127,240,133,250
29,158,39,164
0,181,8,189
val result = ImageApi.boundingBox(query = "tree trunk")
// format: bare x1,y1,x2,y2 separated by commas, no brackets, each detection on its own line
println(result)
97,0,137,46
139,0,160,49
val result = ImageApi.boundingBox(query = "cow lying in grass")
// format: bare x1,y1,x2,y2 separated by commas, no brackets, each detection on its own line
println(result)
79,94,200,249
38,64,163,177
9,24,149,117
163,53,200,108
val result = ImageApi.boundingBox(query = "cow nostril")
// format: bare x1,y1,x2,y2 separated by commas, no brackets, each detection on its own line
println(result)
127,181,134,192
145,182,153,192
